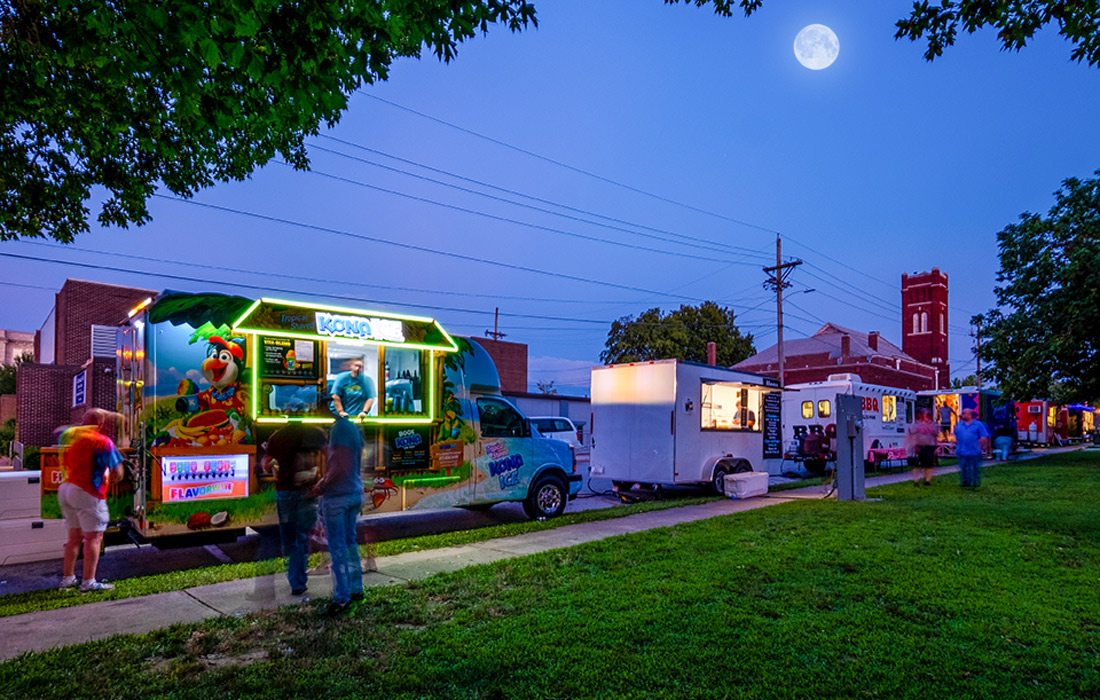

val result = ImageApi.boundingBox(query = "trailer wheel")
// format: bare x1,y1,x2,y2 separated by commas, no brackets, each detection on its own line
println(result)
523,474,568,520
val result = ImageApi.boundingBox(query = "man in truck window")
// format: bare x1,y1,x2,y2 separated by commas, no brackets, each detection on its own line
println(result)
331,359,376,420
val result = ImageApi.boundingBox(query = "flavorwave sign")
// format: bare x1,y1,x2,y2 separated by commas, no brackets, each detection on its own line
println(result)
315,312,405,343
161,454,250,502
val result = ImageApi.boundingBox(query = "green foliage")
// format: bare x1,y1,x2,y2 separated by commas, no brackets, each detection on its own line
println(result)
1,454,1098,698
978,171,1100,403
0,1,538,242
672,1,1100,66
950,373,982,389
600,300,755,365
0,351,32,395
895,0,1100,66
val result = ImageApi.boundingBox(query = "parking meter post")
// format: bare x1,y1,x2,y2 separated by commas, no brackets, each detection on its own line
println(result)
835,394,865,501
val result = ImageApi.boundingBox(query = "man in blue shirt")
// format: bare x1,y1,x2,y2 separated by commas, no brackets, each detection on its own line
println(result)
330,359,376,419
954,408,990,488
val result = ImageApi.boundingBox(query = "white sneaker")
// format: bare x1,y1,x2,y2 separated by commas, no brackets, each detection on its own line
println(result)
80,579,114,592
59,575,78,590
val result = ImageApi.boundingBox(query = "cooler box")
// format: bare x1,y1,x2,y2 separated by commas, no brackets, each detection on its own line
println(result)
0,471,44,521
723,471,769,499
0,518,68,566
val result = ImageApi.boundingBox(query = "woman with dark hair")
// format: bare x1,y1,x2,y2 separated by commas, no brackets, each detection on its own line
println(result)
908,408,939,487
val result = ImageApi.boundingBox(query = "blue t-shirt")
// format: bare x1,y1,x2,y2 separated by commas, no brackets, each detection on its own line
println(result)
325,418,365,498
954,419,990,457
331,371,376,416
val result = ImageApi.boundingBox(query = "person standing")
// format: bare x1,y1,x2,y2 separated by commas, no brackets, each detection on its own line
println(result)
311,417,365,614
908,408,939,486
58,409,125,592
330,359,375,420
262,423,327,596
954,408,990,489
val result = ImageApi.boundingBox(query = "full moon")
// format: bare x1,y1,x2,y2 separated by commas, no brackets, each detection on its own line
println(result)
794,24,839,70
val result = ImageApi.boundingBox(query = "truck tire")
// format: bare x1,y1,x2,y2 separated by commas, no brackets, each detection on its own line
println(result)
523,474,568,520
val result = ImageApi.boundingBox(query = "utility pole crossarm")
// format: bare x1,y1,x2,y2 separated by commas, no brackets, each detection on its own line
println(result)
762,235,803,388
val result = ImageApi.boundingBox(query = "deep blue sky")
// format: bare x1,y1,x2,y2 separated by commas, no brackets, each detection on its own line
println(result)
2,1,1098,394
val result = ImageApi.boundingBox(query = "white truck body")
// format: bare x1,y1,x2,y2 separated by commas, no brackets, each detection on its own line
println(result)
783,374,916,465
589,360,780,487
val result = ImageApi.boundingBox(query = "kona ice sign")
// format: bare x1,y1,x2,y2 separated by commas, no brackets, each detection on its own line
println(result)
315,312,405,343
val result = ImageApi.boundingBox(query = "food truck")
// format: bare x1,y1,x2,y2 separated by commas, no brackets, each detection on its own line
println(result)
588,360,781,491
782,374,916,474
1015,400,1055,445
41,292,581,545
916,387,1015,454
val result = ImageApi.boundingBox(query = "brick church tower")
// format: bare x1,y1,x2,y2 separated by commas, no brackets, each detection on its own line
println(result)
901,268,950,389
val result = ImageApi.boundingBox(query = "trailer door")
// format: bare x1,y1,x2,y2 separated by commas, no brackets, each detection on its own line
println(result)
592,363,676,484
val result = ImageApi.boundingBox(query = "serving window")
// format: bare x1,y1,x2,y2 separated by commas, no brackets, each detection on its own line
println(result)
701,382,761,432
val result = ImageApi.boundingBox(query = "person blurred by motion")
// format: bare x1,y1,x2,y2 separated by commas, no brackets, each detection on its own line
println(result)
312,417,365,614
908,408,939,486
262,423,327,597
57,409,125,592
954,408,990,489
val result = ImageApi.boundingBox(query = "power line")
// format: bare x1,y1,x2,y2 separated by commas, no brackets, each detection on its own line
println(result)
279,160,761,268
0,251,611,325
151,194,710,302
360,94,987,323
361,93,784,238
313,137,774,261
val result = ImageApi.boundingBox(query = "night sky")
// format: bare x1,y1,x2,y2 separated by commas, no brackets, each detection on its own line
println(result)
2,1,1097,394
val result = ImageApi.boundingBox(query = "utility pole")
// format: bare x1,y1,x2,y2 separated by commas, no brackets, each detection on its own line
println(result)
973,315,983,387
763,235,802,388
485,307,507,341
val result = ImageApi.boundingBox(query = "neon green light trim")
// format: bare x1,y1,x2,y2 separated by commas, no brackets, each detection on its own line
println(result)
400,475,463,486
250,335,259,420
255,416,436,425
233,326,453,352
230,299,262,330
259,297,436,324
434,324,459,353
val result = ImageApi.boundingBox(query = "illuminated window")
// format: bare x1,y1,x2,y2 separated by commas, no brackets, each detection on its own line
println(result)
801,401,814,419
701,382,761,432
920,312,928,333
818,400,831,418
882,395,897,422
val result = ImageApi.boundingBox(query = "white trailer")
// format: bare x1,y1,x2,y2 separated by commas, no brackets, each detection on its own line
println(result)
589,360,781,491
783,374,916,473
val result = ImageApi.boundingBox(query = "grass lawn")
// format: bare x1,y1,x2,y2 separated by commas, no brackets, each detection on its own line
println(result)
2,453,1097,699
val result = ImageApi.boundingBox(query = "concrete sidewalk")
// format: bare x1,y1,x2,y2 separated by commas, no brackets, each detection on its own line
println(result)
0,460,1010,661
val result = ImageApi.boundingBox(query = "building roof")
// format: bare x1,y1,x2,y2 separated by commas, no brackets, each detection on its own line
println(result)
734,323,913,367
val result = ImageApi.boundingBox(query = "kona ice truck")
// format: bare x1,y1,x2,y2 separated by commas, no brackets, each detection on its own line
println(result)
47,292,581,545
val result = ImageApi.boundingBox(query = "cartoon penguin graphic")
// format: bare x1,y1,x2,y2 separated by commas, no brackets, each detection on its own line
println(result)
197,336,248,415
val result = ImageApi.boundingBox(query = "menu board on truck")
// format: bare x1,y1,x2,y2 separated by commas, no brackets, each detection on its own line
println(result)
260,336,319,379
762,391,783,458
388,426,431,470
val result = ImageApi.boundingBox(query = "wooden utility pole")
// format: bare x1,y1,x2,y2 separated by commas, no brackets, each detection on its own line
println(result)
485,307,507,341
763,235,802,387
973,315,983,387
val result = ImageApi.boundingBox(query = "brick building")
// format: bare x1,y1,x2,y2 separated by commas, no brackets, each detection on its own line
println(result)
734,323,942,392
900,267,950,382
474,337,529,395
18,279,155,447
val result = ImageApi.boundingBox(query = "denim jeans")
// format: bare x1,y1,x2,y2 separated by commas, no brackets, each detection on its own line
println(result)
958,455,982,488
322,492,364,604
277,490,319,592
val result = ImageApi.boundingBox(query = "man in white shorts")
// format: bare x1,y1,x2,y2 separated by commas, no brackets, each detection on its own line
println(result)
58,409,124,592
